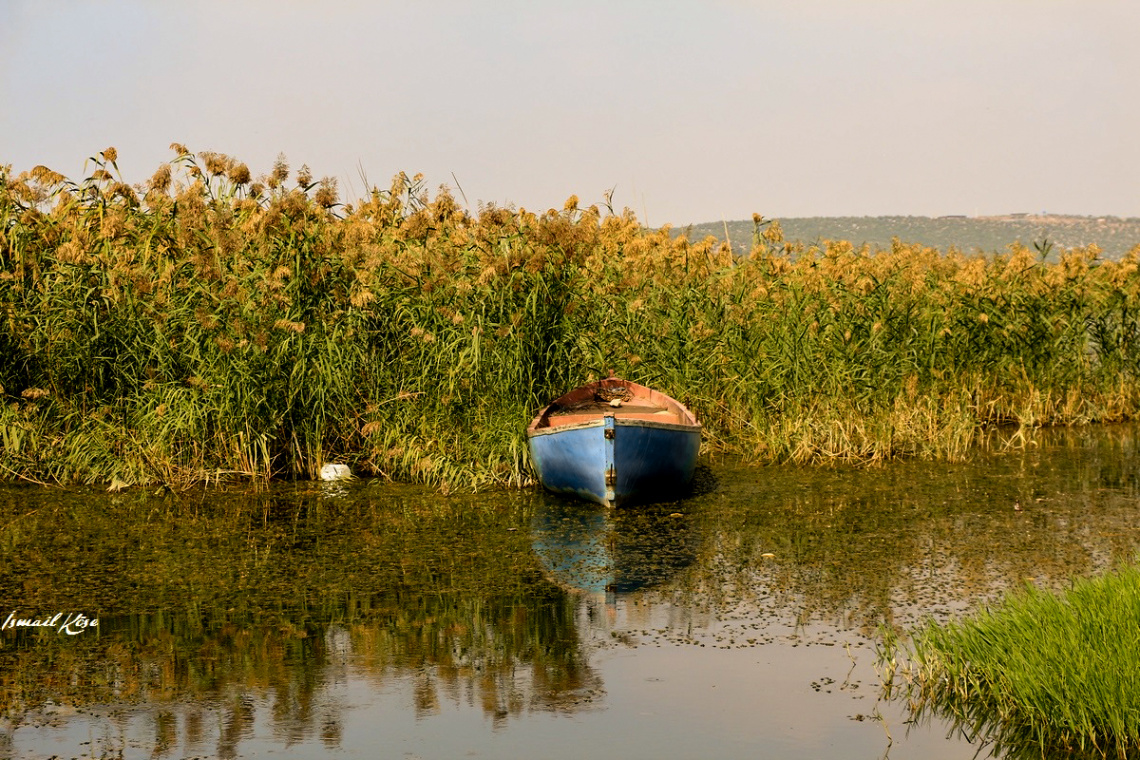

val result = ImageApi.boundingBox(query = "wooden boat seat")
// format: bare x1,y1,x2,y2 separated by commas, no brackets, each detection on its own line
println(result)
544,401,682,428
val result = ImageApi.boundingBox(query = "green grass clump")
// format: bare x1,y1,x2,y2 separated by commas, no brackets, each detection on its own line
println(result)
888,564,1140,758
3,146,1140,489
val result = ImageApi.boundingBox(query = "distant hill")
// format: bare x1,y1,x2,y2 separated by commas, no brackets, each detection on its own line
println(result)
680,215,1140,261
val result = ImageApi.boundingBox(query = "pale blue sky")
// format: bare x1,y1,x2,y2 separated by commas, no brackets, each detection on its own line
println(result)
2,1,1137,224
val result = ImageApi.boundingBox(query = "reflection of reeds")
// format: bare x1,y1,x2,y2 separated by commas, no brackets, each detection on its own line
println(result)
0,487,596,729
662,425,1140,640
0,599,596,727
3,150,1140,488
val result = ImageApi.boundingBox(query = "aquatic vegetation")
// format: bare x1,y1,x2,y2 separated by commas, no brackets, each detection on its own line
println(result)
882,563,1140,759
3,148,1140,488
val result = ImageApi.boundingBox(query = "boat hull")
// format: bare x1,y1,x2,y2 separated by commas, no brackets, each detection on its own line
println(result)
528,415,701,508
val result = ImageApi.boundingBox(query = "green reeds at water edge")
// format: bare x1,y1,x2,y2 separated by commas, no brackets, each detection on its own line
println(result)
880,564,1140,759
2,147,1140,489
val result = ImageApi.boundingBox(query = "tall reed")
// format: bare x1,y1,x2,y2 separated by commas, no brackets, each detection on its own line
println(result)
2,148,1140,488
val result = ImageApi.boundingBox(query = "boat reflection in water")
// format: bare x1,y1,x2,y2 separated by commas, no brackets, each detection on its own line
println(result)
530,494,698,605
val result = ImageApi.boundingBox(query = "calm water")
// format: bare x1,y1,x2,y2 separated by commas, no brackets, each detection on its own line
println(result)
2,425,1139,759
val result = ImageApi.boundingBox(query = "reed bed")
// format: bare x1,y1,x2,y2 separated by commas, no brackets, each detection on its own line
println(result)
883,564,1140,759
2,147,1140,488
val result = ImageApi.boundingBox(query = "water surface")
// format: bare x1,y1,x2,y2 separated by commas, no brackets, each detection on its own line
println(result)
2,425,1139,759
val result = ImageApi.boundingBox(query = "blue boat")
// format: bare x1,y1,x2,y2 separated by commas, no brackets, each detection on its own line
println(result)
526,377,701,507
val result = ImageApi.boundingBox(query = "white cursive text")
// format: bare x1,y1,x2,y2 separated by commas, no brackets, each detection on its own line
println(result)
2,611,99,635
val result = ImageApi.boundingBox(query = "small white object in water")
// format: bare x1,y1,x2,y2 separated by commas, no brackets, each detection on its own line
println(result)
319,463,353,481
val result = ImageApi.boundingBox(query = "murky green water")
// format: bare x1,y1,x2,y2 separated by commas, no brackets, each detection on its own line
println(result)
2,425,1139,759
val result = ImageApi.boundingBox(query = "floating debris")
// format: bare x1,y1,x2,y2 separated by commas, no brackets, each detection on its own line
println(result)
319,463,353,481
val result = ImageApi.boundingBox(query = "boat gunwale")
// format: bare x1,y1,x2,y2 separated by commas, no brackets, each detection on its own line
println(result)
526,377,700,435
527,416,703,437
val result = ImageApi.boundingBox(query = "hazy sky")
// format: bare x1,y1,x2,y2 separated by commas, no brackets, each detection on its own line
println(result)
2,1,1137,224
